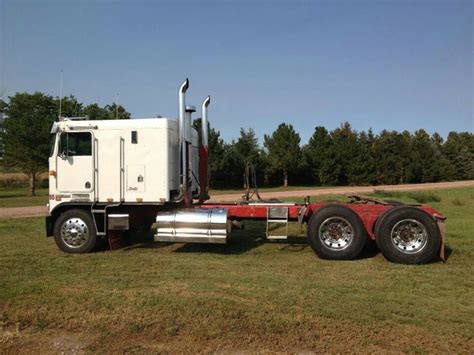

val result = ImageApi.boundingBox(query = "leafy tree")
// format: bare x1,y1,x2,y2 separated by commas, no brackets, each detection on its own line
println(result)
58,95,83,118
192,118,231,188
443,132,474,180
196,127,268,189
373,130,409,184
323,122,359,185
83,103,110,120
233,129,261,166
302,126,333,185
2,92,56,195
104,103,131,120
429,133,452,182
81,102,130,120
232,128,267,186
264,123,300,186
0,99,7,114
406,129,438,183
208,135,230,187
349,130,375,185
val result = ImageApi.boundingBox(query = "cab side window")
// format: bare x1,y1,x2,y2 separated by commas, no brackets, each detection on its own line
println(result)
59,132,92,156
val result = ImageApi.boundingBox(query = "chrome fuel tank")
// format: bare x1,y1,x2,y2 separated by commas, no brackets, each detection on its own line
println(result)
154,208,229,244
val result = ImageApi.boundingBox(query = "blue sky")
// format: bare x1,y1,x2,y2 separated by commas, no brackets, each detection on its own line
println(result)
1,0,472,143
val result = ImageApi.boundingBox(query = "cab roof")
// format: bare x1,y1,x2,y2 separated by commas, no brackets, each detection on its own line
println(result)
50,117,178,133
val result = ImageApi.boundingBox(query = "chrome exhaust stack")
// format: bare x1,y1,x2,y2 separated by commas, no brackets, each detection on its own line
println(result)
175,79,189,203
199,96,211,202
201,96,210,147
154,208,230,243
178,79,189,143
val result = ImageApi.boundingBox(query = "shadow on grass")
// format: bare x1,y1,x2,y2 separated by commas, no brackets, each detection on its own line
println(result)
444,245,453,262
116,228,382,260
119,238,266,255
103,220,448,262
428,244,452,264
115,224,312,255
173,235,265,255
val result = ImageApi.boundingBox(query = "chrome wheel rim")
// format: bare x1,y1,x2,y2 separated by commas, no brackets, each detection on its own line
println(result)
318,217,354,250
61,217,90,248
390,219,428,254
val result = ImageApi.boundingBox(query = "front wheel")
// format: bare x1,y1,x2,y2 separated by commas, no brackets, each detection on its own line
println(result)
307,205,367,260
53,209,97,253
375,206,441,264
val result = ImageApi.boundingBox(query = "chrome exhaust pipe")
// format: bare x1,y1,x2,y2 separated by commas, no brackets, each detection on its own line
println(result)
201,96,210,147
174,78,189,203
199,96,211,202
178,78,189,146
184,105,195,205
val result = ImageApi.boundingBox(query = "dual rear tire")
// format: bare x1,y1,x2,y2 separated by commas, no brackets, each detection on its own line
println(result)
374,206,441,264
307,205,367,260
307,205,441,264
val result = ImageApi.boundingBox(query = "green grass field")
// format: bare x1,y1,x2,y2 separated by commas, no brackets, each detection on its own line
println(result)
0,187,473,352
0,187,49,208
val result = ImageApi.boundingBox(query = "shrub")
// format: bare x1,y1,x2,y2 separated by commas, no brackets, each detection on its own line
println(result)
451,198,464,206
373,189,403,198
406,191,441,203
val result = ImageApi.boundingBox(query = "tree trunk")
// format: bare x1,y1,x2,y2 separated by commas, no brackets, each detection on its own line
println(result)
29,172,36,196
283,170,288,187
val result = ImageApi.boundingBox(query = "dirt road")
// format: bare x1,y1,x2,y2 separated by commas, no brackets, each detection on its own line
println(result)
0,205,48,219
208,180,474,202
1,180,473,219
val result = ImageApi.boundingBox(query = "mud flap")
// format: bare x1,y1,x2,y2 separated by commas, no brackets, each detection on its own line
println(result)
437,219,446,262
108,231,128,250
45,216,53,237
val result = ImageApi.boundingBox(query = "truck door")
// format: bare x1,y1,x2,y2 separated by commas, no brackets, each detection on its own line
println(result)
56,131,94,194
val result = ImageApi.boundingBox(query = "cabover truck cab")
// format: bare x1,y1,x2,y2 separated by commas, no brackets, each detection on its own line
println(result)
48,118,187,207
46,79,446,265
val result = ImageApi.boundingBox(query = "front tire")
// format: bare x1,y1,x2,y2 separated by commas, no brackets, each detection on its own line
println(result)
53,209,97,253
307,205,367,260
375,206,440,264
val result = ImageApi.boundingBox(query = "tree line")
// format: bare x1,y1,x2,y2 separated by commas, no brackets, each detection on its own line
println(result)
0,91,472,195
195,121,474,189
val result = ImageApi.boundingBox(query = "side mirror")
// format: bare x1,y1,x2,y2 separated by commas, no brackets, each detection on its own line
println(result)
59,151,67,160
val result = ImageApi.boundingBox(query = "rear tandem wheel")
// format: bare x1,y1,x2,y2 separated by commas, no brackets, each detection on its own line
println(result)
375,206,441,264
307,205,367,260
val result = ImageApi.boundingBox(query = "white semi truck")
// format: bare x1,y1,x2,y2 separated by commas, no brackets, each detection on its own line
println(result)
45,80,446,264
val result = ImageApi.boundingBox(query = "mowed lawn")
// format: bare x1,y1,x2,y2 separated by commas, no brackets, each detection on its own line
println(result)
0,187,49,208
0,188,473,352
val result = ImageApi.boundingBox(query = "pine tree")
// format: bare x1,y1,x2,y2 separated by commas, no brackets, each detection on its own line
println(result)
264,123,301,186
303,126,332,185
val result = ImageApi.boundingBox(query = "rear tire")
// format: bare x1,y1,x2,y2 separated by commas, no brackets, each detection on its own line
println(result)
53,209,97,253
375,206,440,264
307,205,367,260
